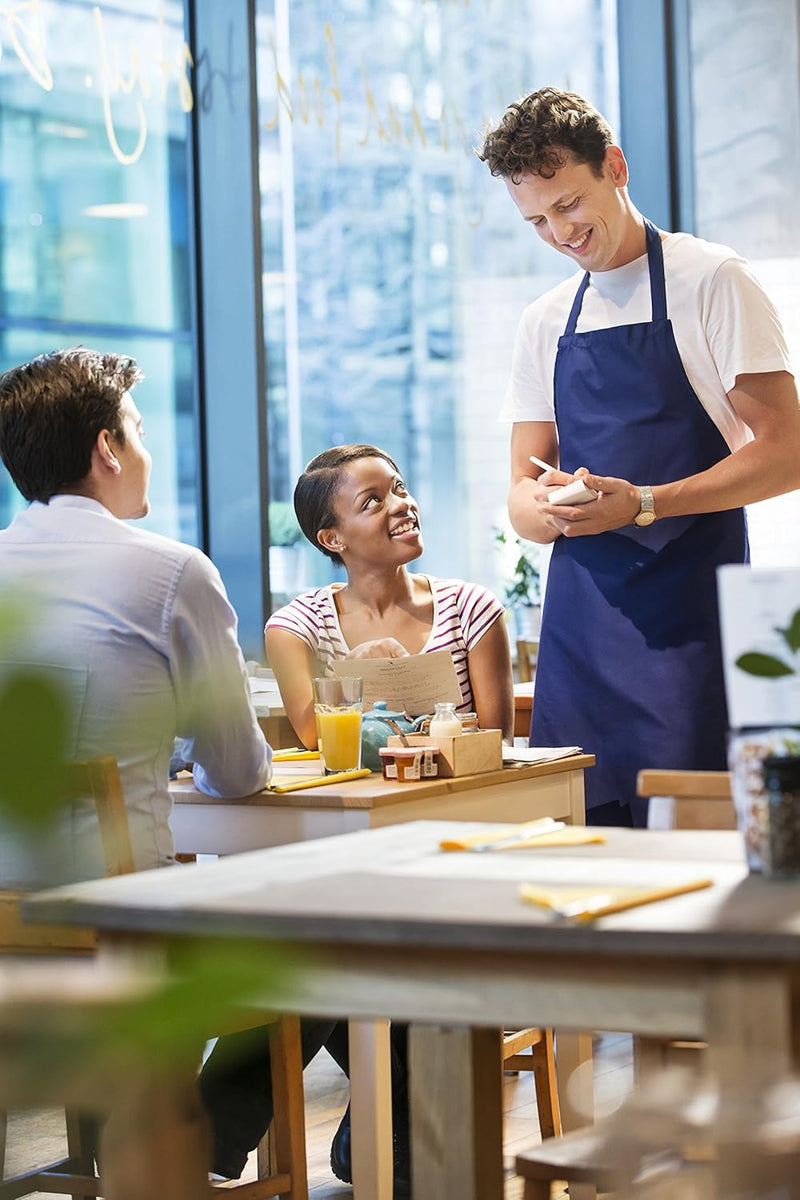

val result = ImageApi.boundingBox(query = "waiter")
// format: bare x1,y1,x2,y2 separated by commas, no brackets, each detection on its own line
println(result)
480,87,800,826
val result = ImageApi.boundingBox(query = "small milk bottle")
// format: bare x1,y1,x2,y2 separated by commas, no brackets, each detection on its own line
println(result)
429,702,462,738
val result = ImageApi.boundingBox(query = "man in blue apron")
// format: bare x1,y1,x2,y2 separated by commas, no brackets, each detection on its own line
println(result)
480,87,800,826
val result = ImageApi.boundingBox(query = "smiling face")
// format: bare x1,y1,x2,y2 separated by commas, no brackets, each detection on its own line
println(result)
321,456,423,566
505,147,645,273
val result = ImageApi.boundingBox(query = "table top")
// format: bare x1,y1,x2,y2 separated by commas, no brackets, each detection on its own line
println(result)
171,754,594,810
25,822,800,964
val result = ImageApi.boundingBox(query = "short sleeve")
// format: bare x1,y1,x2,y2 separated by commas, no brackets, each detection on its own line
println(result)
703,258,793,394
456,583,506,651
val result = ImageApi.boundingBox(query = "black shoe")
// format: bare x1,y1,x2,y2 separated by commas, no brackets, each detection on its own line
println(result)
330,1103,352,1184
330,1102,411,1196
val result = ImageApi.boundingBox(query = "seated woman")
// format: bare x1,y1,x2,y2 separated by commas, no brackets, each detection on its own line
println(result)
266,442,514,744
201,445,512,1195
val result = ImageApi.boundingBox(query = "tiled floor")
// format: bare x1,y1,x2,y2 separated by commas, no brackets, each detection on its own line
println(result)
3,1033,634,1198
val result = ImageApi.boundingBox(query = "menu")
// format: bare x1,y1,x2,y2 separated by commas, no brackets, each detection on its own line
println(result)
331,649,461,715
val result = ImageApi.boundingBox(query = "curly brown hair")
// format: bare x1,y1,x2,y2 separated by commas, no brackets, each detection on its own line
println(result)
478,87,615,183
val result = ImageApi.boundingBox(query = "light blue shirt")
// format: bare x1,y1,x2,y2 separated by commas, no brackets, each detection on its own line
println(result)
0,495,271,881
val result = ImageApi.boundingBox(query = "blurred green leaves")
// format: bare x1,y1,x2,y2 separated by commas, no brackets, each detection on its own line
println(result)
735,651,796,679
0,668,72,831
735,607,800,680
0,590,292,1103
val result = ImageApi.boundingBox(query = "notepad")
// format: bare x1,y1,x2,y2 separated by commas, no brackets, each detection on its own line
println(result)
439,820,605,852
502,746,583,765
519,878,713,921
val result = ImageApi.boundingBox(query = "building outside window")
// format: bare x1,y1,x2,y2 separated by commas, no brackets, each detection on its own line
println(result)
255,0,619,611
0,0,198,544
685,0,800,566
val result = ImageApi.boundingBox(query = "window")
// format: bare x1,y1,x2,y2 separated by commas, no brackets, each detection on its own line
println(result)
0,0,198,543
686,0,800,566
255,0,619,610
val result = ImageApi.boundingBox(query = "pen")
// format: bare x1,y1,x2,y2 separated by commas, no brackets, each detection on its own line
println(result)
272,749,321,762
529,454,560,474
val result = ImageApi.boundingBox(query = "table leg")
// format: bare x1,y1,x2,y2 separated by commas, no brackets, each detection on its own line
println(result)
101,1063,209,1200
555,1029,594,1131
409,1024,504,1200
703,966,793,1196
349,1017,393,1200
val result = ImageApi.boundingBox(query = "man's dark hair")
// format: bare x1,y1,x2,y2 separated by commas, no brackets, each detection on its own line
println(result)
0,347,142,503
478,86,615,183
293,444,401,566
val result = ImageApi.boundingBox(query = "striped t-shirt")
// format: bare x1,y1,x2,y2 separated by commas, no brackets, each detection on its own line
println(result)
265,575,504,714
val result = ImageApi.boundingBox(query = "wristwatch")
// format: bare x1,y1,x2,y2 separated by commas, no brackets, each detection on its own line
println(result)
633,485,656,527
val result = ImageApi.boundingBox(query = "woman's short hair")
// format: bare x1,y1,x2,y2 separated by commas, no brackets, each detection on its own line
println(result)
293,444,400,566
0,346,142,503
478,86,615,183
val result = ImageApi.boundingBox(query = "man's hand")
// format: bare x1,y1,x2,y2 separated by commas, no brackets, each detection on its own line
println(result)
345,638,410,659
539,468,640,537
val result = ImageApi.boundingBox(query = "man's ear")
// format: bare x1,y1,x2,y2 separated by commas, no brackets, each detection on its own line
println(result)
94,429,122,475
605,146,629,188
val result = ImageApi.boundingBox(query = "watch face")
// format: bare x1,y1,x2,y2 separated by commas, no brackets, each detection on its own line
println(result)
635,510,656,527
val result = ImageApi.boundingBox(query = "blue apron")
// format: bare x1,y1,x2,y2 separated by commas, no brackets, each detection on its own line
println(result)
531,220,748,825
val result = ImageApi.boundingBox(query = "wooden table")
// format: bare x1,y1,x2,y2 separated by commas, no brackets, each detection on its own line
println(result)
171,754,594,1187
25,824,795,1200
170,754,593,856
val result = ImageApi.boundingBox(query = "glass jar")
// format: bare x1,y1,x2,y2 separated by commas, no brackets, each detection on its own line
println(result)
429,702,463,738
763,755,800,879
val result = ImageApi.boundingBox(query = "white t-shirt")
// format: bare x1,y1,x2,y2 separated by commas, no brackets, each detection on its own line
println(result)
0,495,271,882
501,232,793,452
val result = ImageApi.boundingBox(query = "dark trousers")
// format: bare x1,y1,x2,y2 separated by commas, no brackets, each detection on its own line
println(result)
200,1018,408,1179
586,798,637,828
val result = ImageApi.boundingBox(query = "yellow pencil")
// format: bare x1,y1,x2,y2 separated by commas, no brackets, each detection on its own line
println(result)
268,768,372,793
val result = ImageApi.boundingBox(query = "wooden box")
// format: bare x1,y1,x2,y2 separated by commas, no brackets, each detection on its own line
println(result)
387,729,502,777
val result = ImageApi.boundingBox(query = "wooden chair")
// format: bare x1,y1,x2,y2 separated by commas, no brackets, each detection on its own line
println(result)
502,1026,561,1139
516,638,540,684
638,769,735,831
511,771,735,1199
636,768,734,1083
0,756,308,1200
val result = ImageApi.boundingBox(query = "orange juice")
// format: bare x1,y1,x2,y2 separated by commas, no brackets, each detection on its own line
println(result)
316,708,362,773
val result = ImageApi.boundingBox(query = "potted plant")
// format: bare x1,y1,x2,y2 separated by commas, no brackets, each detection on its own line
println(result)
268,501,304,598
494,527,542,641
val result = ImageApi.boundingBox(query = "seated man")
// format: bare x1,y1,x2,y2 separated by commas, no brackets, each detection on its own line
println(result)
0,346,271,880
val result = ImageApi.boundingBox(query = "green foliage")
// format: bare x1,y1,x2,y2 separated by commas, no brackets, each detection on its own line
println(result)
735,652,796,678
776,609,800,654
0,669,72,831
0,593,291,1093
736,608,800,680
268,501,303,547
494,528,540,608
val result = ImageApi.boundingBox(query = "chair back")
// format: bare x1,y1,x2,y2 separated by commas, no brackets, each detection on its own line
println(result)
516,638,539,684
637,769,735,830
0,755,135,954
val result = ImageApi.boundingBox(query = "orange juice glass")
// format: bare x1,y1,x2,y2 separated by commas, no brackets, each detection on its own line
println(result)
312,677,363,774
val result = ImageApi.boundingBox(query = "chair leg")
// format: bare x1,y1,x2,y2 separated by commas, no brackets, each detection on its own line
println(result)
65,1109,99,1200
0,1108,6,1176
268,1015,308,1200
523,1182,553,1200
531,1029,562,1139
